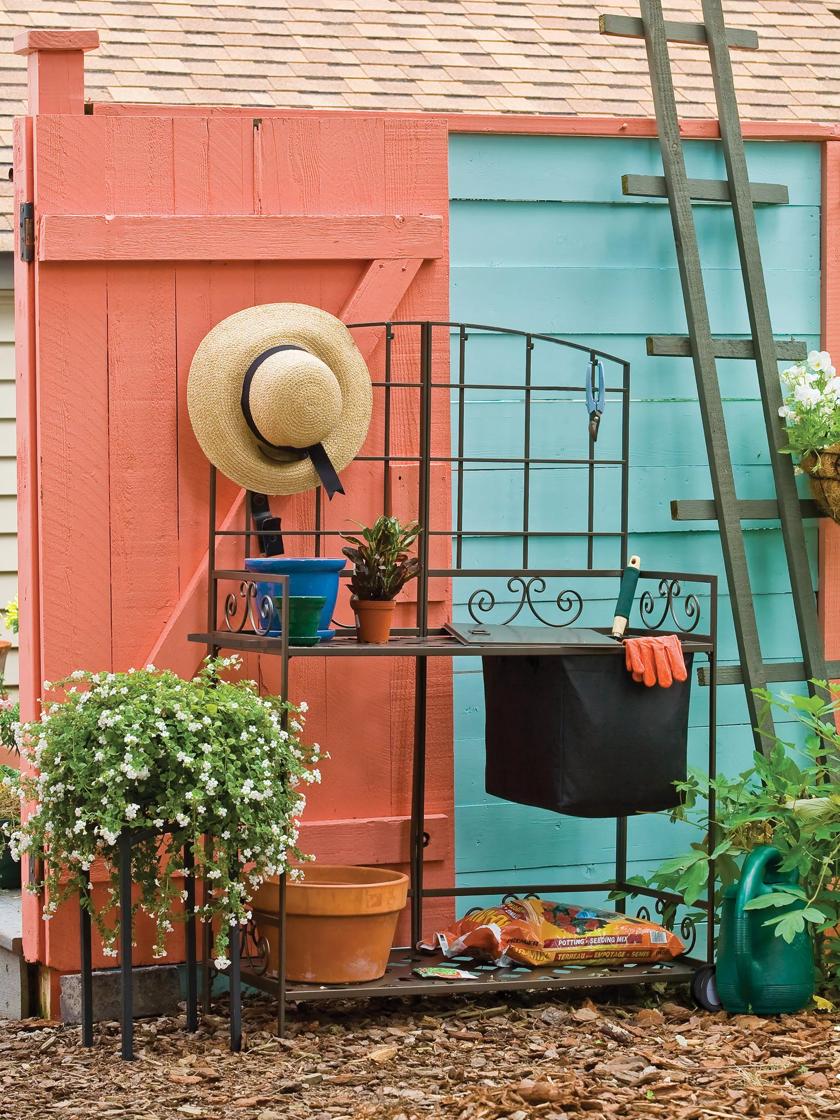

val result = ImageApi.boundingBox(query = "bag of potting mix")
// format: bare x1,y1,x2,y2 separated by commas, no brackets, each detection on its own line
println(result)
423,896,684,968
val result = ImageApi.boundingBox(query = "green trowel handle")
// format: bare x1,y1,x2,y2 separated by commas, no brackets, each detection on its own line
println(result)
611,555,641,638
733,845,789,1002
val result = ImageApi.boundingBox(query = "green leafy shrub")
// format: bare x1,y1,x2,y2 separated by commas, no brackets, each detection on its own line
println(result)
633,686,840,995
7,656,322,967
341,516,421,601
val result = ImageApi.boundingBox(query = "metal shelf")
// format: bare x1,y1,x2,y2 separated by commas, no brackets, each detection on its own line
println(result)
240,946,702,1004
188,628,715,658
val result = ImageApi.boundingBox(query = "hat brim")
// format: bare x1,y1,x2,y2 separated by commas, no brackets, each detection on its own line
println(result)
187,303,373,496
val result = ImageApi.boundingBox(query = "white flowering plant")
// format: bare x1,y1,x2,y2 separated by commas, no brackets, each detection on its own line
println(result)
4,656,322,968
778,349,840,461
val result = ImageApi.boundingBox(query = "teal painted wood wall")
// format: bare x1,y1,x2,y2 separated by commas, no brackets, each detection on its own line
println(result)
448,134,822,902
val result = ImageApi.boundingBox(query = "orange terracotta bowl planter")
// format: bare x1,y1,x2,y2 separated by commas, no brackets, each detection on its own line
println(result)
252,865,409,984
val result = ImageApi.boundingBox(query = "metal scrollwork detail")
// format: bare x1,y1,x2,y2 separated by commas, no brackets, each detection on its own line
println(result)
679,915,698,956
224,581,256,633
467,577,584,628
240,918,270,975
248,589,275,637
223,581,275,636
638,579,701,634
633,900,698,956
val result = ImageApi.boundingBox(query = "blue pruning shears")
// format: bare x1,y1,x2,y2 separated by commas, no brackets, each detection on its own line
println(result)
586,359,605,442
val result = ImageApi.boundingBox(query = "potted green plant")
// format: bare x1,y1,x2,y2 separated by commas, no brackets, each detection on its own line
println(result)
7,656,323,968
779,350,840,522
628,685,840,1000
341,516,421,643
0,764,21,889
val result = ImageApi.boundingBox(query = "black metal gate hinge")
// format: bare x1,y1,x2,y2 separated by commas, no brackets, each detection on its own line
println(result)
18,201,34,263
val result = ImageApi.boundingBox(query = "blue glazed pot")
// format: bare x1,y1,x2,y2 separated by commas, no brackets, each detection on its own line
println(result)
244,557,346,640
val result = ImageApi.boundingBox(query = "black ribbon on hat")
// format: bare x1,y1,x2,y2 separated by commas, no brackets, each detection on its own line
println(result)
240,344,345,499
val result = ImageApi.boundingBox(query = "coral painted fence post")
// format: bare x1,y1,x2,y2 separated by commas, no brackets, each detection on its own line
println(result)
13,30,452,1007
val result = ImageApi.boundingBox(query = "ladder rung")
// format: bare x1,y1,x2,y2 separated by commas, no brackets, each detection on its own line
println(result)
698,660,840,686
671,498,822,521
622,174,788,205
599,14,759,51
648,336,807,360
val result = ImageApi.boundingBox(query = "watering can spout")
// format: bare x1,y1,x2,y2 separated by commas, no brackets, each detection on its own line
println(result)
715,845,814,1016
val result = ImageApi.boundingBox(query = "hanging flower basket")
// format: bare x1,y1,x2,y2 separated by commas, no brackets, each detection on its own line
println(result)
779,350,840,524
801,444,840,523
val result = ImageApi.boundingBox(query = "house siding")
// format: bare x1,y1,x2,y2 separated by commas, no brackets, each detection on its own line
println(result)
449,135,821,899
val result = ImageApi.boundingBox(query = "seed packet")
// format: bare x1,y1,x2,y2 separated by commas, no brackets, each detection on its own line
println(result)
411,966,481,980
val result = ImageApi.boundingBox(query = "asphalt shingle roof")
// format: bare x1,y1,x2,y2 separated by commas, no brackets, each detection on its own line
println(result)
0,1,838,248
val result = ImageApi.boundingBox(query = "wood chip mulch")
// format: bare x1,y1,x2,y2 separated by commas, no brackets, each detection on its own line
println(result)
1,987,839,1119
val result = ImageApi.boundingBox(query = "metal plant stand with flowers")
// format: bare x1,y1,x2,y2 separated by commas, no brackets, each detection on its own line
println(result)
779,350,840,521
6,656,322,1059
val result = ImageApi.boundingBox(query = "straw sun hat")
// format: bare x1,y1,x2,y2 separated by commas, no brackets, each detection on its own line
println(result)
187,303,373,497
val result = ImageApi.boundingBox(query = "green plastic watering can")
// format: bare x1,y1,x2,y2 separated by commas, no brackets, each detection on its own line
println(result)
715,845,814,1015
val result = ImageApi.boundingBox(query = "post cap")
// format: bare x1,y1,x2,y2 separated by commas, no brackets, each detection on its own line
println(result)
14,29,100,56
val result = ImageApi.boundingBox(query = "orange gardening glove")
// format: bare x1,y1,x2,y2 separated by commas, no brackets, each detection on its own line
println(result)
625,636,657,686
624,634,687,688
661,633,688,684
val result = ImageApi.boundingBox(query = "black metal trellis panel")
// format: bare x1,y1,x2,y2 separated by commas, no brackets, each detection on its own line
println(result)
600,0,828,758
230,322,632,590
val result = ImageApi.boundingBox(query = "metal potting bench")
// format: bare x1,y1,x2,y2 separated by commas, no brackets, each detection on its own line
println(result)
188,320,719,1040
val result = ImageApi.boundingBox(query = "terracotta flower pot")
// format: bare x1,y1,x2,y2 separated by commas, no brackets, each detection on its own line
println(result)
351,598,395,644
802,444,840,523
252,865,409,983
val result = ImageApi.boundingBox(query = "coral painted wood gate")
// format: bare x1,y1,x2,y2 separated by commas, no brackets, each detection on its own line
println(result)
14,32,452,981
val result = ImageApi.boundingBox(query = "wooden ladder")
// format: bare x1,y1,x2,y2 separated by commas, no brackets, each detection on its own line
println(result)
600,0,830,755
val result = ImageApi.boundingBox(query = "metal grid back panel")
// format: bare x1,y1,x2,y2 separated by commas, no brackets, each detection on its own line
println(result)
240,321,631,636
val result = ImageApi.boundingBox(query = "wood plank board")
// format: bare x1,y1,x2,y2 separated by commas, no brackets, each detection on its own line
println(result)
700,660,840,686
599,13,758,49
647,335,806,359
671,498,822,521
38,213,444,262
622,173,787,205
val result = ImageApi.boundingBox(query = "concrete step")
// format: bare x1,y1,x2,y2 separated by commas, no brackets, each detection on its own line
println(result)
0,889,31,1019
61,965,182,1023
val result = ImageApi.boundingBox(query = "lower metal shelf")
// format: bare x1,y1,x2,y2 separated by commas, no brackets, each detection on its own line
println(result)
240,947,701,1004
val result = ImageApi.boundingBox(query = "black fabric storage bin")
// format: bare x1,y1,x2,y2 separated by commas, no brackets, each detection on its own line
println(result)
483,652,693,818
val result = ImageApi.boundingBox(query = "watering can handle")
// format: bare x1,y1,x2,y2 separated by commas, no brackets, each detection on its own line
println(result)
733,845,784,1004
